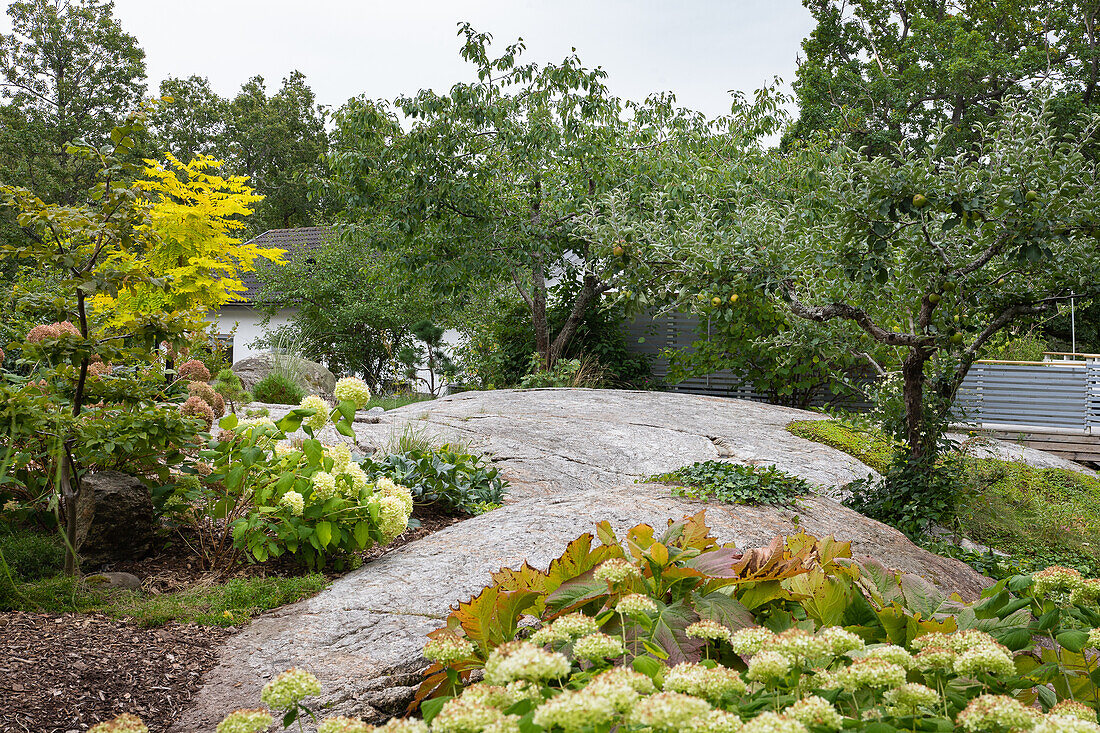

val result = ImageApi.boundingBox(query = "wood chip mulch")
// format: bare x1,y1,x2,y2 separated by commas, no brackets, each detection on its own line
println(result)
0,612,234,733
0,506,467,732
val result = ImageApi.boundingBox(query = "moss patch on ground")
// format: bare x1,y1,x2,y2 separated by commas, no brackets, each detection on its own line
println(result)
786,419,897,473
787,418,1100,575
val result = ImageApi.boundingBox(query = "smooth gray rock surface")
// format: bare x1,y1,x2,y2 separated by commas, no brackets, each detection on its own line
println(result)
174,389,989,731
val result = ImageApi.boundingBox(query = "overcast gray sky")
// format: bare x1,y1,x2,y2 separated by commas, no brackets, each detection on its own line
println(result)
2,0,816,119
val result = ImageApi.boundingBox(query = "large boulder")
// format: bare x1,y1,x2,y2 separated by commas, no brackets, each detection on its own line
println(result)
173,390,993,731
231,352,336,399
75,470,154,565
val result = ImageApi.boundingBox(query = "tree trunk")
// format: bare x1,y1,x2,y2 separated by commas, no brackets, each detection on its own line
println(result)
530,254,551,370
901,346,932,462
547,274,603,367
60,451,79,576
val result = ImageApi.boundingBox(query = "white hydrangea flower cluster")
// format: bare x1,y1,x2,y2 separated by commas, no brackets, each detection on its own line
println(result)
585,673,647,712
593,558,642,585
432,697,519,733
259,668,321,711
335,377,373,409
863,644,913,669
833,657,907,691
278,490,304,516
529,613,600,646
532,688,617,732
663,662,747,702
785,695,843,731
745,651,793,682
729,627,777,655
311,471,338,501
1052,700,1099,723
378,495,412,541
616,593,658,617
955,694,1038,732
460,681,541,710
739,711,807,733
629,691,713,731
317,716,373,733
216,709,274,733
685,709,743,733
327,442,352,470
1034,715,1100,733
343,463,371,499
686,620,732,642
883,683,940,715
300,394,331,431
483,642,571,684
572,632,625,661
423,632,476,663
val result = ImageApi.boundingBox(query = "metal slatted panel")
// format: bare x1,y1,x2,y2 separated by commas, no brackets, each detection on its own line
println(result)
955,362,1088,429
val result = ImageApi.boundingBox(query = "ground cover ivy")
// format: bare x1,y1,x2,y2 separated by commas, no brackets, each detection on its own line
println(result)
650,462,811,507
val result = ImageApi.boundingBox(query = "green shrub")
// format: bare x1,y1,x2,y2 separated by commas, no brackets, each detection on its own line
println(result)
251,372,305,405
789,418,1100,575
0,528,65,582
214,368,252,411
362,447,508,515
171,408,413,570
651,461,811,506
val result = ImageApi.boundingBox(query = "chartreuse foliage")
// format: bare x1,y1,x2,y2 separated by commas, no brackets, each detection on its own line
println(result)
90,154,282,330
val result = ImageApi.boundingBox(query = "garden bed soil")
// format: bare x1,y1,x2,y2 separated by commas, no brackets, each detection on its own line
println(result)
0,611,233,733
2,506,465,731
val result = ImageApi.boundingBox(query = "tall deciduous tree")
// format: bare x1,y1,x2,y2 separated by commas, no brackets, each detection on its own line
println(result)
252,225,434,390
226,71,329,234
785,0,1057,153
0,0,145,204
615,99,1100,483
149,75,229,162
327,25,708,370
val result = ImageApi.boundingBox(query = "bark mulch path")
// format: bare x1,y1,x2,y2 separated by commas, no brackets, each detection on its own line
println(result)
0,612,233,733
1,507,466,732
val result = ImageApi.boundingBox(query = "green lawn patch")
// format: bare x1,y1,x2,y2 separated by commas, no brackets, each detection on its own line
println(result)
786,418,1100,575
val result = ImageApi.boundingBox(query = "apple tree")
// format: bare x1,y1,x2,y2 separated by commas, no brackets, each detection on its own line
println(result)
325,24,711,370
599,99,1100,525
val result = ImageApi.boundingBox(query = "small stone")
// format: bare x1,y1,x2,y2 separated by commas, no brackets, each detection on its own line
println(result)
84,572,142,590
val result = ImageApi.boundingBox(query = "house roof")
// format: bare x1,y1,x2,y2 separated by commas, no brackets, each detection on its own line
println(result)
234,226,334,305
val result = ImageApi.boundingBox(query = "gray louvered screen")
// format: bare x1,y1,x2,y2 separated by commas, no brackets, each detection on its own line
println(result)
955,362,1089,429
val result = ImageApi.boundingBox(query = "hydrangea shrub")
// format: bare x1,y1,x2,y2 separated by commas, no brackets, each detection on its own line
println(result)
171,405,413,569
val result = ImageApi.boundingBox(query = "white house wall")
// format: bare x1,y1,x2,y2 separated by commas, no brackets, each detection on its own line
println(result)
210,306,294,363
